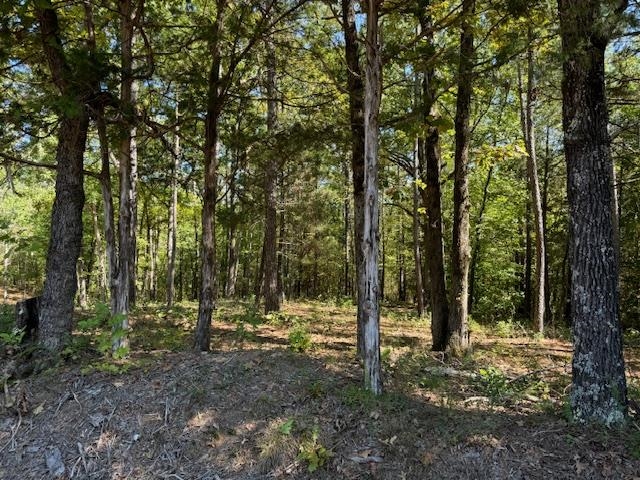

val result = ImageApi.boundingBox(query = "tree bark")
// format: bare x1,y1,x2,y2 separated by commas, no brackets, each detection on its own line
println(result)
448,0,475,355
194,0,226,351
341,0,366,358
518,38,546,333
558,0,627,424
36,2,91,351
263,39,280,314
362,0,383,395
112,0,139,352
468,165,493,316
166,98,180,307
411,139,424,317
417,7,449,351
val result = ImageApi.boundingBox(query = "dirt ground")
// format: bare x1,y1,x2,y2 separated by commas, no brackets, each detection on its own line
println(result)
1,299,639,479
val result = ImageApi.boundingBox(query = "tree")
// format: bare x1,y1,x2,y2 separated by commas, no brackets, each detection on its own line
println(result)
263,38,281,314
35,1,94,351
448,0,475,354
518,26,545,334
416,1,449,351
362,0,383,395
341,0,366,358
558,0,628,424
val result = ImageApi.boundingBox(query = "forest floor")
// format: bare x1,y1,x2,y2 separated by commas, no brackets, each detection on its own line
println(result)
1,297,640,479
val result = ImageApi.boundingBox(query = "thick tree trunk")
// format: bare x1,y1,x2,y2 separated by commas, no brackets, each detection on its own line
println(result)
362,0,383,395
518,40,546,333
166,100,180,307
36,3,90,351
194,0,226,351
416,5,448,349
341,0,366,358
448,0,475,355
263,39,280,314
558,0,627,424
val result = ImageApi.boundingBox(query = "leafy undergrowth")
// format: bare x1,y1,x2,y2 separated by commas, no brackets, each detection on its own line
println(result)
1,299,639,479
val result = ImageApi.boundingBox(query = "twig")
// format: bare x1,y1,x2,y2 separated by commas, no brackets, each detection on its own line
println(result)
0,413,21,453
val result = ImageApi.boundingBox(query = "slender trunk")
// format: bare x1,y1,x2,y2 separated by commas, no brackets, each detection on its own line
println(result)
224,159,239,297
362,0,382,395
558,0,627,424
412,139,424,317
263,39,280,313
36,3,91,351
398,216,406,302
448,0,475,355
518,37,546,333
112,0,138,352
343,159,351,297
523,202,532,317
468,165,493,315
277,174,286,302
91,203,107,299
380,194,385,301
542,126,552,325
166,98,180,307
96,113,118,309
341,0,366,358
194,0,226,351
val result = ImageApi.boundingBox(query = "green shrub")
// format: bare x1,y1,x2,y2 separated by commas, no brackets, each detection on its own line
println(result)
288,323,312,352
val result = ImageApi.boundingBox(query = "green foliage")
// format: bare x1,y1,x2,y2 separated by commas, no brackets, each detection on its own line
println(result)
0,327,24,346
288,322,312,352
278,418,295,436
297,427,333,473
477,367,511,401
74,303,129,359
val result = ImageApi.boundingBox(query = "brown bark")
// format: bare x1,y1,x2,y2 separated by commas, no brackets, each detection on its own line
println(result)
468,165,493,316
411,140,424,317
341,0,366,358
558,0,627,424
417,8,449,351
448,0,475,355
166,99,180,307
518,37,546,333
112,0,139,352
362,0,383,395
194,0,226,351
263,39,280,314
36,2,91,351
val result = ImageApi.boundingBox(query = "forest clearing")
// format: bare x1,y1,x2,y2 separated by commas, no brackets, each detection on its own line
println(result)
2,0,640,478
1,297,640,479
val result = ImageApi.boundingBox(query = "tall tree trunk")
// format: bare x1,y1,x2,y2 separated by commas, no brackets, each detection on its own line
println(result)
112,0,139,352
166,98,180,307
36,3,91,351
518,37,546,333
411,139,424,317
558,0,627,424
417,7,449,351
362,0,382,395
542,126,552,324
224,159,239,297
341,0,366,358
194,0,226,351
343,158,352,297
96,113,118,309
468,165,493,315
263,39,280,314
91,203,107,299
448,0,475,355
